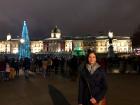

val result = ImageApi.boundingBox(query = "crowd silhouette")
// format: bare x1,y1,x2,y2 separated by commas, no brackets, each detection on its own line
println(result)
0,54,140,81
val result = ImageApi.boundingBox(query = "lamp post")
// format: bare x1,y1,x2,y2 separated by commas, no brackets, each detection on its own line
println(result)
107,31,115,58
108,31,113,44
19,38,25,59
7,33,11,54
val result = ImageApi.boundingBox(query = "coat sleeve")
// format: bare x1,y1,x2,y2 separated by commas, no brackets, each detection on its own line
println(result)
95,70,108,103
78,75,84,104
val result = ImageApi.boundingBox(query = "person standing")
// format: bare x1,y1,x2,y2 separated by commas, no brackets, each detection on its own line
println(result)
78,50,107,105
14,59,19,78
23,57,30,79
42,58,48,78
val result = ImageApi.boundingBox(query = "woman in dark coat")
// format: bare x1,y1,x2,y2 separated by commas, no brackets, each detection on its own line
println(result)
78,50,107,105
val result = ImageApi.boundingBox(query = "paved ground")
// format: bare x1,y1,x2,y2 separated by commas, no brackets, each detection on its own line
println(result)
0,71,140,105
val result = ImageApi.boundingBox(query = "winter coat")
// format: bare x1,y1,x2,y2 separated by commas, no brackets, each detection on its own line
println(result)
78,63,107,105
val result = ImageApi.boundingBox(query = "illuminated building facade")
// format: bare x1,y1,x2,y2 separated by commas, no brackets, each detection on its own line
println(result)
0,39,19,54
65,40,72,52
43,26,64,53
95,36,132,53
30,41,44,53
0,25,132,55
0,36,132,55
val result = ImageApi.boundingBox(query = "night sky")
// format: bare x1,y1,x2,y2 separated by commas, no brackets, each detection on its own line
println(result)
0,0,140,39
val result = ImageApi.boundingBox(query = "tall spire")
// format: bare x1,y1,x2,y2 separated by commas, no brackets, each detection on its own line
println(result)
19,21,31,59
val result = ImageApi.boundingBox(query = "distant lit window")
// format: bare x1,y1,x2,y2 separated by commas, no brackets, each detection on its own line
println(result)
118,43,120,46
98,42,101,46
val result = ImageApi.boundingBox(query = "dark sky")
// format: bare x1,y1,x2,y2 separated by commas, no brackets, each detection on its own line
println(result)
0,0,140,39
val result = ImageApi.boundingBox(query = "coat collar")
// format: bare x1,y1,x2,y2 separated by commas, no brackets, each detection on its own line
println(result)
86,62,101,74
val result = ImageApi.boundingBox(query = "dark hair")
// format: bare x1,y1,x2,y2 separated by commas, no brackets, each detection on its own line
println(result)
86,49,97,64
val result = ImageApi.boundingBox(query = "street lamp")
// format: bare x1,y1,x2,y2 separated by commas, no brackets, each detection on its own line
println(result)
7,33,11,54
108,31,113,44
19,38,25,59
20,38,25,44
107,31,115,58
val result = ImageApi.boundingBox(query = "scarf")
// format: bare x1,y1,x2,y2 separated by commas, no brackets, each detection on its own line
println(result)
86,62,100,74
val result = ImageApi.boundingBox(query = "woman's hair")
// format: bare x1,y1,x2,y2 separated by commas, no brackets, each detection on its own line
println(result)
86,49,97,64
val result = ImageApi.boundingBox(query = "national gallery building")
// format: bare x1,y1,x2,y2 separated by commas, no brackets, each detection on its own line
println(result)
0,26,132,55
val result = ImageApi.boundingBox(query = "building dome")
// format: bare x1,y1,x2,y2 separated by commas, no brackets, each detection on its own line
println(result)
51,26,61,33
51,26,61,38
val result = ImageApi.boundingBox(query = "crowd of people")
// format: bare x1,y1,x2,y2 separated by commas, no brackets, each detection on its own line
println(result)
0,54,81,81
0,53,140,82
0,56,31,81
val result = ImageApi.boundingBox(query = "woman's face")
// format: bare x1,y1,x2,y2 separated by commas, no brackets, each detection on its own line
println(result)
88,53,96,65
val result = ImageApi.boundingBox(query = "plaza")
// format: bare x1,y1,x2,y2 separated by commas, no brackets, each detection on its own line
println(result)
0,71,140,105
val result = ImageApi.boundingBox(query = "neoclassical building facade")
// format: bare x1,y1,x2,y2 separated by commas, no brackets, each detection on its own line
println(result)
0,26,132,55
95,36,132,53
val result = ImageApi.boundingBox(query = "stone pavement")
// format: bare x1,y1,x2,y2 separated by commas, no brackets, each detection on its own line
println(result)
0,71,140,105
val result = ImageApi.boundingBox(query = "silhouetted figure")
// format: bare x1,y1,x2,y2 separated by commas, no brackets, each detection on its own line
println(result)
23,57,30,79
